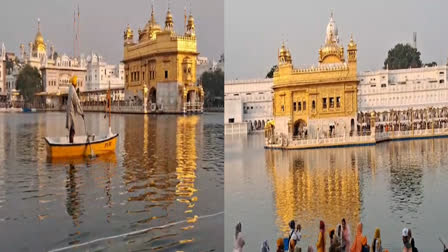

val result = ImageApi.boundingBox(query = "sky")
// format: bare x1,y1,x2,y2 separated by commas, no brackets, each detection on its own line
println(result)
225,0,448,80
0,0,223,64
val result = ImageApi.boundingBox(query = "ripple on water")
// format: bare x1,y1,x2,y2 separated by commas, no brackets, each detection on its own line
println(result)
226,134,448,252
0,113,223,251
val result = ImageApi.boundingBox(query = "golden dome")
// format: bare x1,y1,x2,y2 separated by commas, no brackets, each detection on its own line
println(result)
35,32,44,44
148,5,161,29
279,43,287,55
278,42,292,64
348,34,357,49
34,19,45,47
188,14,194,24
166,9,173,24
124,24,133,40
321,44,338,54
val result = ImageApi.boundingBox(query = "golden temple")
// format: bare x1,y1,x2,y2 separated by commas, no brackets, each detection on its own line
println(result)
273,12,359,139
123,4,204,113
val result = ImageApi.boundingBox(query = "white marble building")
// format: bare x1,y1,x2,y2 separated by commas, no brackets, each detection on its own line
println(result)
0,43,6,101
85,53,124,91
358,65,448,112
224,78,273,134
196,56,224,80
39,55,87,108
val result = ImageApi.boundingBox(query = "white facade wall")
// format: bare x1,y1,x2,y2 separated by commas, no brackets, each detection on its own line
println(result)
224,99,243,123
196,56,210,79
225,78,274,132
157,82,181,112
86,53,124,91
6,66,19,99
196,56,223,80
0,43,5,97
358,65,448,112
0,60,5,96
42,55,87,93
6,74,16,91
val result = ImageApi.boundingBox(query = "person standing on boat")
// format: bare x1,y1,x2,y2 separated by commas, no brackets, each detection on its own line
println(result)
66,75,84,143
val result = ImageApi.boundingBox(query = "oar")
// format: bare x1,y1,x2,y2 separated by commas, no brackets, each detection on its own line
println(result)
440,237,447,250
82,116,95,158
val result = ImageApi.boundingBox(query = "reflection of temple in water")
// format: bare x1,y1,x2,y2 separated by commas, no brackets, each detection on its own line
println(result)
175,116,200,241
265,147,374,237
122,115,179,221
121,114,200,247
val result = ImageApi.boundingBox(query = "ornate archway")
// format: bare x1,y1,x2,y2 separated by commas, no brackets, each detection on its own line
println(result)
293,119,307,137
149,87,156,104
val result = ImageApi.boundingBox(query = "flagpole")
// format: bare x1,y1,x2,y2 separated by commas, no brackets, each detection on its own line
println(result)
73,10,76,57
184,0,187,33
77,4,80,58
108,81,111,130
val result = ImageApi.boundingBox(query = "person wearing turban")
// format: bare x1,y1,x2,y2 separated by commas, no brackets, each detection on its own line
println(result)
66,75,84,143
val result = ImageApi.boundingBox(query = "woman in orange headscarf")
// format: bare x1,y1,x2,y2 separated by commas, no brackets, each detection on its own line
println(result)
316,220,326,252
350,222,364,252
277,238,285,252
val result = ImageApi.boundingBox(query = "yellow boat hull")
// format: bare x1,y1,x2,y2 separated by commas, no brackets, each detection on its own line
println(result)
45,134,118,158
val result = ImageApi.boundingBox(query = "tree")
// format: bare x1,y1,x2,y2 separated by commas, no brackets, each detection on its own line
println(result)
384,43,422,70
266,65,278,78
201,68,224,108
16,64,42,103
424,61,437,67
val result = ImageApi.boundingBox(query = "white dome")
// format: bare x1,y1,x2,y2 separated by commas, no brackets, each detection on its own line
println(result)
325,13,339,44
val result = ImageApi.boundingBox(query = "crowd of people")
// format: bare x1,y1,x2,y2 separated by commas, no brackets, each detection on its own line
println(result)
232,219,448,252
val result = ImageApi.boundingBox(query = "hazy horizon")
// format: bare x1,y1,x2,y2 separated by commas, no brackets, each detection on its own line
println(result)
225,0,448,80
0,0,223,64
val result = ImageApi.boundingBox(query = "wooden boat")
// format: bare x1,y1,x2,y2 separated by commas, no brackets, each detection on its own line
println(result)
47,150,118,164
45,133,118,158
46,82,118,158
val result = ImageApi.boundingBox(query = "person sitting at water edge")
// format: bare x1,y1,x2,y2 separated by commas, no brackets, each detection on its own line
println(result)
329,228,341,252
350,222,364,252
372,228,383,252
261,240,270,252
408,229,418,252
360,236,369,252
402,228,412,252
316,220,325,252
277,238,285,252
234,222,245,252
335,224,343,252
341,218,351,252
289,220,299,248
296,224,302,242
66,75,84,143
289,239,297,251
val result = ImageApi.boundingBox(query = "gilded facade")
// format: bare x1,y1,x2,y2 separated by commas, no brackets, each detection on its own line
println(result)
123,5,204,113
273,13,358,139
